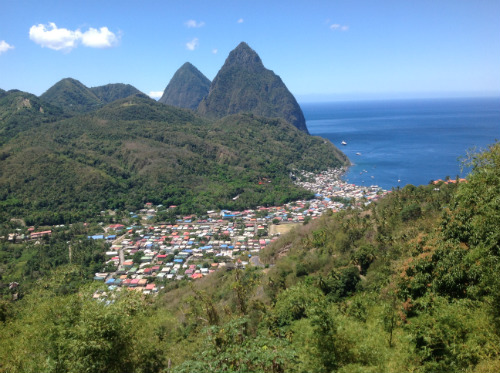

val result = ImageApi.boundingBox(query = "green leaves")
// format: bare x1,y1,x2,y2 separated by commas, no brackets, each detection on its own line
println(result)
443,142,500,252
174,317,296,373
273,283,325,327
0,284,164,373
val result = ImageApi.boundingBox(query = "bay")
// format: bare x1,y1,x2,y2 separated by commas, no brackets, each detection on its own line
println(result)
302,97,500,190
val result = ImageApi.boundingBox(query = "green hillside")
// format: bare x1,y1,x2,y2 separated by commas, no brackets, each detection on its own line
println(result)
0,89,65,145
40,78,102,114
0,95,347,225
1,143,499,373
40,78,144,115
90,83,143,104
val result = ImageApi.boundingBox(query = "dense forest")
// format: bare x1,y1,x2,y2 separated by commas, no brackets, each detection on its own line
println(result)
1,42,341,225
1,142,498,373
0,90,347,225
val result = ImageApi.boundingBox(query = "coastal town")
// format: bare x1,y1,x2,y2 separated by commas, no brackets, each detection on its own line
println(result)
6,169,389,295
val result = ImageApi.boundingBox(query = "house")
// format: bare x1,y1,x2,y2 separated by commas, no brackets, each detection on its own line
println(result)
108,224,125,231
88,235,104,240
30,230,52,239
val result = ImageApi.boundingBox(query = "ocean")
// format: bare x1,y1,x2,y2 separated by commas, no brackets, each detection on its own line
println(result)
302,97,500,190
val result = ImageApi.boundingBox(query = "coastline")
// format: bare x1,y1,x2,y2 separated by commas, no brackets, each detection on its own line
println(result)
294,167,389,209
304,97,500,190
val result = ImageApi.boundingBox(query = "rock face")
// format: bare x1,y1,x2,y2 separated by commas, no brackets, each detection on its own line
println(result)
159,62,211,110
198,42,309,134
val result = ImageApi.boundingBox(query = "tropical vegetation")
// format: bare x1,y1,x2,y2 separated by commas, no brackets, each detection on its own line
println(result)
1,142,499,373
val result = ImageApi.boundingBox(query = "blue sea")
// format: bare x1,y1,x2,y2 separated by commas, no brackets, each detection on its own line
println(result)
302,97,500,190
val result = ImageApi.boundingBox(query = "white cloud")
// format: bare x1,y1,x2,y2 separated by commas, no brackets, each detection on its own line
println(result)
29,23,82,51
81,27,118,48
29,22,119,52
330,23,349,31
186,38,199,51
149,91,163,99
0,40,14,55
237,18,244,23
212,48,218,54
185,19,205,28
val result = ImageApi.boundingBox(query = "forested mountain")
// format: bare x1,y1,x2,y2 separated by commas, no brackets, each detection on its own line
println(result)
198,42,309,134
0,94,347,225
1,143,499,373
0,89,65,145
40,78,144,114
40,78,103,114
90,83,142,104
159,62,211,109
0,42,347,223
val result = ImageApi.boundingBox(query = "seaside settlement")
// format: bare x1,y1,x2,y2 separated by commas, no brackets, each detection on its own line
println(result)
7,169,389,296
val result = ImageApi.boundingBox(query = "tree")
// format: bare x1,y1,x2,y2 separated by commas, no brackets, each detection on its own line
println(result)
0,282,165,373
173,317,296,373
132,250,143,264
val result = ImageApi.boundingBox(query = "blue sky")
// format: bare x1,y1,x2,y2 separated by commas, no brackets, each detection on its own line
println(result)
1,0,499,101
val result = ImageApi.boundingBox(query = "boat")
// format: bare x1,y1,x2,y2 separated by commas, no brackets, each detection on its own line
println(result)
341,140,347,145
356,152,362,156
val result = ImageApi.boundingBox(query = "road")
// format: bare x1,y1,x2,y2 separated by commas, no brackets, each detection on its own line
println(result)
250,255,265,267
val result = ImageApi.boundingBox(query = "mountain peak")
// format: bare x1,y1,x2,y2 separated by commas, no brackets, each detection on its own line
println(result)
225,42,264,72
180,61,196,69
40,78,101,114
198,42,309,133
40,79,143,114
159,62,211,109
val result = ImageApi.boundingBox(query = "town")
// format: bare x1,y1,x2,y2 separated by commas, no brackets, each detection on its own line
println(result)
6,169,389,296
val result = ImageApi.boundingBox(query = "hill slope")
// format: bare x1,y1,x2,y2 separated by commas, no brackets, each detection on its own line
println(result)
90,83,143,104
198,42,309,134
40,78,102,114
159,62,211,110
40,78,144,114
2,144,499,373
0,89,65,145
0,95,347,224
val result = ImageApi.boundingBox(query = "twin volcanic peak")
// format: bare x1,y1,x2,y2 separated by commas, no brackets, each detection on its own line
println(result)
159,62,211,110
38,42,308,132
162,42,309,134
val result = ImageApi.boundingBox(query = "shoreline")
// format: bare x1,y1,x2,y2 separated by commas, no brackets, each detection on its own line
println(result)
294,167,389,209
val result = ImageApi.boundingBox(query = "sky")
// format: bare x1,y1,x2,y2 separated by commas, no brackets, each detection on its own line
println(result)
1,0,499,102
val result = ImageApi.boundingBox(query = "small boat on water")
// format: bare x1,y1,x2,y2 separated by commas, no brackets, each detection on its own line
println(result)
341,140,347,145
356,152,362,156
